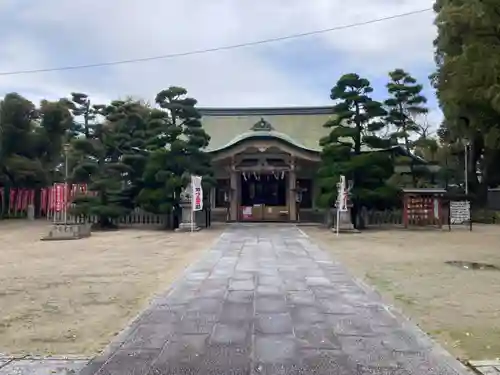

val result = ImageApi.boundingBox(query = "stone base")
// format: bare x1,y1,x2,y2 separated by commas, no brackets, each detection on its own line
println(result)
332,209,360,233
331,226,361,234
175,222,201,232
41,223,92,241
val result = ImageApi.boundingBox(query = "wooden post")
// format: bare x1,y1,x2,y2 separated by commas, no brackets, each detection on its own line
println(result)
403,194,409,228
230,163,238,222
288,159,296,221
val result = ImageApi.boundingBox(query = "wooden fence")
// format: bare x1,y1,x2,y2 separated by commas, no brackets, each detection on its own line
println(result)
326,208,404,228
48,207,171,228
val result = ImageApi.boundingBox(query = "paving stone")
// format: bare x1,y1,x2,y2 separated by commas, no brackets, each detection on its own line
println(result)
219,301,253,322
120,323,176,350
298,349,356,375
186,298,223,314
228,279,255,291
255,313,293,334
175,317,216,335
231,272,254,280
195,286,226,299
140,307,182,325
327,315,380,337
286,290,316,306
317,298,356,315
226,290,254,303
151,335,208,369
339,336,403,368
294,323,341,350
256,296,288,313
257,276,282,285
90,349,160,375
310,285,342,298
381,328,433,352
256,285,283,296
254,335,297,364
290,305,326,324
211,322,250,345
78,224,468,375
282,281,310,291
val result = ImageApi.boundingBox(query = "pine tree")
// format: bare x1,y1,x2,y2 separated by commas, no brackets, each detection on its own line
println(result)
33,99,73,184
384,69,428,186
318,74,394,226
105,100,150,211
138,87,213,223
70,98,129,229
67,93,97,139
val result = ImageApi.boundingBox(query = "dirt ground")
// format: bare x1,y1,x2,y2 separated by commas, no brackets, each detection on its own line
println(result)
304,225,500,361
0,220,223,356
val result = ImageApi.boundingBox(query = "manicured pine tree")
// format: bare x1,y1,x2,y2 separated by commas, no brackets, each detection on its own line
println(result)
138,87,213,226
69,98,130,229
384,69,428,186
104,100,151,211
317,73,394,227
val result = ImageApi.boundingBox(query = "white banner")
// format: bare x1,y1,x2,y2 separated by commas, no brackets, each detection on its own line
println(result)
337,175,348,212
191,175,203,211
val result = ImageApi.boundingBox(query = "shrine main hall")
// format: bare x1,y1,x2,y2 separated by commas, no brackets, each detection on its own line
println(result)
200,106,333,222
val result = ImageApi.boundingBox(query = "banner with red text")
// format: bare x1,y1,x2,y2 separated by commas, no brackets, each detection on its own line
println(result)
191,175,203,211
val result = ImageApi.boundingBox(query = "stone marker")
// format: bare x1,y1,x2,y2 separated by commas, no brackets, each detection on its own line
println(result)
41,223,92,241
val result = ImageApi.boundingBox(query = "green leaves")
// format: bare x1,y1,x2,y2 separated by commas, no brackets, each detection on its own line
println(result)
318,73,391,211
0,93,69,188
383,69,429,186
137,86,213,215
434,0,500,196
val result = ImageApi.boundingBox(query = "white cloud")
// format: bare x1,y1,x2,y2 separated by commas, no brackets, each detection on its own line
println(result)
0,0,437,107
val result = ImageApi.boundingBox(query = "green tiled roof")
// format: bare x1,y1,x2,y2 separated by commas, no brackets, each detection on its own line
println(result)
209,130,318,153
198,107,429,164
199,107,335,152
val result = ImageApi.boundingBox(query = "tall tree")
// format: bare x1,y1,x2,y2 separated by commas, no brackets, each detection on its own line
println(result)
384,69,428,185
105,99,150,210
67,92,97,139
70,98,130,229
433,0,500,198
0,93,44,188
138,87,213,223
33,99,73,184
317,73,393,226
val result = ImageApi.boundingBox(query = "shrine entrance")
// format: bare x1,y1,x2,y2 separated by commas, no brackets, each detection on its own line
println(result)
240,172,289,221
208,118,321,222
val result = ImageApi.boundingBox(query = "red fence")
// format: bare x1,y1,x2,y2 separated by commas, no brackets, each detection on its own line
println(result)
0,184,92,217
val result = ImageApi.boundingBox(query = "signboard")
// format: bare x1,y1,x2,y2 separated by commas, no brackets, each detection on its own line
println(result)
242,206,252,220
191,175,203,211
450,200,470,225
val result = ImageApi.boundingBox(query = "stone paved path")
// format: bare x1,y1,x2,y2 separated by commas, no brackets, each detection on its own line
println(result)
79,224,469,374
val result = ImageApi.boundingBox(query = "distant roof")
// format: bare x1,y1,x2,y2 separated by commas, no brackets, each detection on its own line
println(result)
198,106,334,117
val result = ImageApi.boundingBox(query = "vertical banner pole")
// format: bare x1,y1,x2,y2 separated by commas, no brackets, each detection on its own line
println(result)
336,207,340,236
190,209,194,233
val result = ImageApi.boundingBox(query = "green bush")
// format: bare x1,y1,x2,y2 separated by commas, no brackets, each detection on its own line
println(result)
471,209,500,224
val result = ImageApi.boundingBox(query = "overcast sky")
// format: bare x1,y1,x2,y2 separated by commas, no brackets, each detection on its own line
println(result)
0,0,441,126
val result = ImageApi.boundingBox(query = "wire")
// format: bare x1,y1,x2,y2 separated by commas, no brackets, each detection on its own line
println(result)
0,8,432,76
